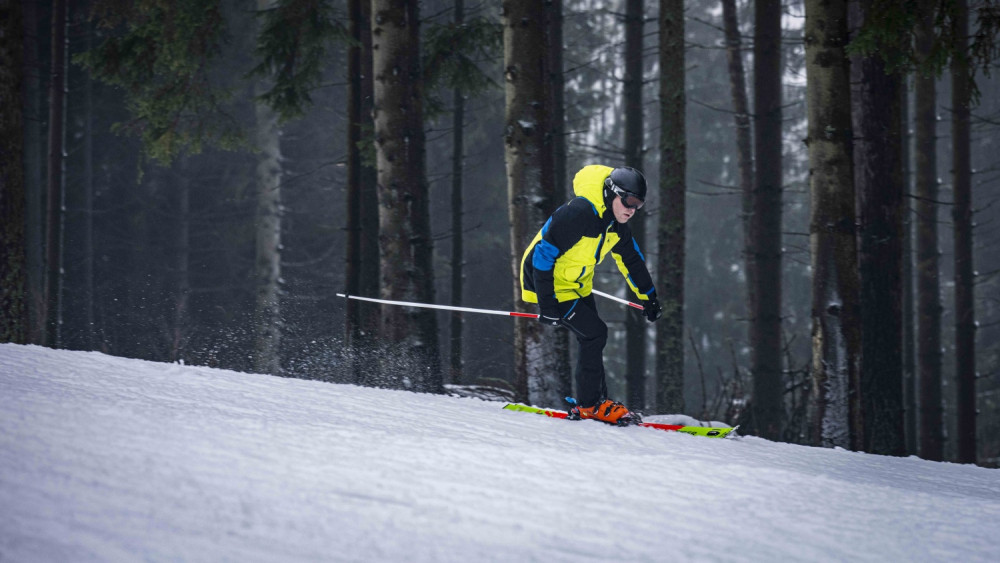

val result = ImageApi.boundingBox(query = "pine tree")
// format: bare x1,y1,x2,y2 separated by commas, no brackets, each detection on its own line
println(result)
345,0,379,383
851,0,906,456
0,0,28,344
44,0,68,348
656,0,686,415
503,0,568,407
749,0,784,438
449,0,467,385
914,0,944,461
952,0,977,465
372,0,441,392
252,0,284,376
805,0,863,449
624,0,647,410
721,0,754,421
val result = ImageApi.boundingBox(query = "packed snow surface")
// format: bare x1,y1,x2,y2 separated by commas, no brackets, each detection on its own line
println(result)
2,344,999,562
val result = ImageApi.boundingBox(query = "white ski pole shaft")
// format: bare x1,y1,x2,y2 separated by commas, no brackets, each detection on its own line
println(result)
590,289,644,310
336,293,539,319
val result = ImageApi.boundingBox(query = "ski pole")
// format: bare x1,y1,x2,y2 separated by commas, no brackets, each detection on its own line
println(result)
336,293,539,319
590,289,644,310
337,290,644,318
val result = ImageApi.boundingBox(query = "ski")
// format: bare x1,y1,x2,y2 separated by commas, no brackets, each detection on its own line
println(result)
502,403,737,438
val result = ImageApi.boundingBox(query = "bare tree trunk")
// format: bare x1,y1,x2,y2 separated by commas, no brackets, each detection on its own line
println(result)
721,0,754,413
901,75,918,456
750,0,783,438
449,0,466,385
358,0,380,378
656,0,685,415
1,0,28,344
624,0,646,410
449,81,464,384
951,0,976,465
805,0,862,450
548,0,567,201
43,0,67,348
346,0,366,377
171,168,190,362
850,0,905,456
23,0,44,345
373,0,441,392
914,0,943,461
252,0,283,376
345,0,363,337
544,0,572,402
503,0,564,406
82,20,95,350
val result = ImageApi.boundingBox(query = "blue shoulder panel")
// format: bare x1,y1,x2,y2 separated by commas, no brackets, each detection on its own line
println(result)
533,239,560,272
540,217,553,236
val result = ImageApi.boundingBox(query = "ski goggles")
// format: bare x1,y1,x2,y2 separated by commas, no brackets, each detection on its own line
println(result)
606,181,645,210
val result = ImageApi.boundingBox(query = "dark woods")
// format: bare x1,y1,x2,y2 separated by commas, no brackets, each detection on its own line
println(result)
2,0,1000,466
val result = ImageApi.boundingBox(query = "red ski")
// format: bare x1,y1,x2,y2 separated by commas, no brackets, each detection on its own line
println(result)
502,403,737,438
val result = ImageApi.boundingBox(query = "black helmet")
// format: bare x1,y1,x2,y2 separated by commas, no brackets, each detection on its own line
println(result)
604,167,647,205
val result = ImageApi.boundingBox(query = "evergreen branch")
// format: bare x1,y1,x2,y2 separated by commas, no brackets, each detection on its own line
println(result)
250,0,347,121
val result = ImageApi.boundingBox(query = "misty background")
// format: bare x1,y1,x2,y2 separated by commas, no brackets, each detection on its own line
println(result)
3,0,999,464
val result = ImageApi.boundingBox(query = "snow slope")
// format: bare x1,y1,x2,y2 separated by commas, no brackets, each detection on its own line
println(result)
2,344,998,562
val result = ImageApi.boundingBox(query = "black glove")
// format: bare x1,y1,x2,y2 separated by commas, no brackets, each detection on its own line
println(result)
643,295,662,323
538,301,561,326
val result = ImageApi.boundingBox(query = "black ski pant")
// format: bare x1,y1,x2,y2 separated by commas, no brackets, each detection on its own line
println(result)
556,294,608,408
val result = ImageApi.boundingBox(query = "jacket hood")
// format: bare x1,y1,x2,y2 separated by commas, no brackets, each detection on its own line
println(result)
572,164,614,217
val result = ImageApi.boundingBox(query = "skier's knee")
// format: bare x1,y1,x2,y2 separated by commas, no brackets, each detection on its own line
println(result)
591,321,608,344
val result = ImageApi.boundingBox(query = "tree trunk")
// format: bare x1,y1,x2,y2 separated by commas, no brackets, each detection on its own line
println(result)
656,0,685,415
805,0,862,450
345,0,363,341
358,0,380,379
548,0,568,201
850,0,905,456
344,0,379,345
951,0,976,465
450,0,465,385
624,0,646,410
372,0,441,392
503,0,565,407
43,0,67,348
23,0,44,345
914,0,943,461
82,20,95,350
253,0,283,376
750,0,783,438
346,0,366,378
171,168,190,363
0,0,28,344
721,0,755,413
449,76,464,384
901,75,918,456
544,0,572,403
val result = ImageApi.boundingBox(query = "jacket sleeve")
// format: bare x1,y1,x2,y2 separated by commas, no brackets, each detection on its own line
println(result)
610,223,656,301
532,199,590,309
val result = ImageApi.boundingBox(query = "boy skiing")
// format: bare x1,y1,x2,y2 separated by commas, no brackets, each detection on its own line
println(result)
520,165,661,425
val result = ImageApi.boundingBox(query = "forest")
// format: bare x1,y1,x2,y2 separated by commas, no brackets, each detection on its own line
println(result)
1,0,999,466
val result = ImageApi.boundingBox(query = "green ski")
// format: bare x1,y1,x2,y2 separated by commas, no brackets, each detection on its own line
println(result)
502,403,737,438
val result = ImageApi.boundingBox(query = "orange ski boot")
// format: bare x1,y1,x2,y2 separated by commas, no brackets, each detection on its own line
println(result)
574,399,641,426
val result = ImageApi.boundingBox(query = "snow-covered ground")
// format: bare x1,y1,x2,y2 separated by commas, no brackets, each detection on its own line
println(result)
2,344,998,562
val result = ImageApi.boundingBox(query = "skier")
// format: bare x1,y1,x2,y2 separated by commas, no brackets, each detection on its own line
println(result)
519,165,661,425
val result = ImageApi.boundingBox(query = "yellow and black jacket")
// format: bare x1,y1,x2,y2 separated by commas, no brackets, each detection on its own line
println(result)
520,164,655,309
